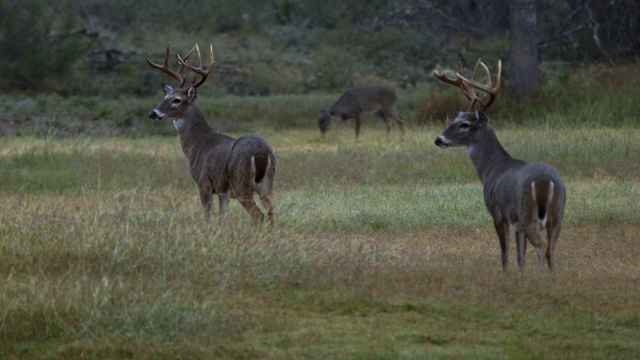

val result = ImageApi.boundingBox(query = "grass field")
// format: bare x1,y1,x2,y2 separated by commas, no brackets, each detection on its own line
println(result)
1,121,639,358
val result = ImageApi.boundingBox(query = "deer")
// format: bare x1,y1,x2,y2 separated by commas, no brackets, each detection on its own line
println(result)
146,44,276,229
318,86,405,138
433,59,566,272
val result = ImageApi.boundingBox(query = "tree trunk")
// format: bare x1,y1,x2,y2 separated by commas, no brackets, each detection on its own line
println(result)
509,0,540,100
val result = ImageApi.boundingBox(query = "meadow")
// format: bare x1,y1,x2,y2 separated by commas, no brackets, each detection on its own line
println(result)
1,102,639,358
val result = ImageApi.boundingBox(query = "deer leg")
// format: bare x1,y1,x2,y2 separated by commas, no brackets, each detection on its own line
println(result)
493,220,510,272
259,194,276,230
375,110,392,134
354,114,362,138
238,197,265,227
200,187,213,223
256,180,275,230
394,114,405,132
525,227,545,271
515,230,527,273
218,195,229,225
233,184,264,226
546,219,563,271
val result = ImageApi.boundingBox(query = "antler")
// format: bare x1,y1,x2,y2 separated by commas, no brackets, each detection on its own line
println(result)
145,43,187,89
434,59,502,112
177,44,215,89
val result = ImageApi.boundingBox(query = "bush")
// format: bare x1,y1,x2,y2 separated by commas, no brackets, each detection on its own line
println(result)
0,1,90,92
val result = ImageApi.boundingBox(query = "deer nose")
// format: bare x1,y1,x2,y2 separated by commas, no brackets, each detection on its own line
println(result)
434,135,449,147
148,110,161,120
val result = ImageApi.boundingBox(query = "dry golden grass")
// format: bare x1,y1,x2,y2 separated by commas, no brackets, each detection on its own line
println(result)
1,127,639,358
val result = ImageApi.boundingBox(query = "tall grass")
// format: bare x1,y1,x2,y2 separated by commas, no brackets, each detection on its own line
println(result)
1,126,639,357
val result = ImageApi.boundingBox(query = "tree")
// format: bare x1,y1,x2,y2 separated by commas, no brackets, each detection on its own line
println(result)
509,0,540,100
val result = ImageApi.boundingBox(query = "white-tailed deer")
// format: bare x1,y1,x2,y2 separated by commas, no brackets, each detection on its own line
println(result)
146,44,276,229
318,86,405,137
433,60,566,272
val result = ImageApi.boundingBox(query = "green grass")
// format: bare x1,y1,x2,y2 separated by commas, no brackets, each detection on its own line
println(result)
1,125,639,358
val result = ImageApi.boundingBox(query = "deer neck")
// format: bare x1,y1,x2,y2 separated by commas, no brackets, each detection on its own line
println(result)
174,104,217,158
467,125,514,186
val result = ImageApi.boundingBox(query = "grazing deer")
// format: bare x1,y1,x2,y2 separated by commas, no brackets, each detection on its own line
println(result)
146,44,276,229
433,60,566,272
318,86,405,137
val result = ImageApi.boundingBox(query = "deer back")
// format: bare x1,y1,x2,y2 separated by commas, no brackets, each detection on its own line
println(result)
331,86,397,115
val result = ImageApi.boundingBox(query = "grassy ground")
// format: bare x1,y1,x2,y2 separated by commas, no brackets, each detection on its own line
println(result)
1,125,639,359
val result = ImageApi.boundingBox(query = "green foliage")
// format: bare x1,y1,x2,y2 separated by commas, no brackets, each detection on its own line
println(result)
0,1,90,92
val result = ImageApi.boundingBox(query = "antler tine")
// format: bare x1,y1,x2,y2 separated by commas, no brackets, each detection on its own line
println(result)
459,60,501,111
145,43,187,88
178,44,216,90
434,67,478,111
435,59,501,112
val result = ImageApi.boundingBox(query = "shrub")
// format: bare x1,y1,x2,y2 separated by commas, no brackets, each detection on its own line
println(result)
0,1,90,92
415,87,466,124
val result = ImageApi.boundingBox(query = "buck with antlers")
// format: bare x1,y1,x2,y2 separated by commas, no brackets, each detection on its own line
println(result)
433,60,566,272
318,86,405,138
146,44,276,229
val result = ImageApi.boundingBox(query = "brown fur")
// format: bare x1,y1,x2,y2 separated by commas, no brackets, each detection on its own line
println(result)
435,111,566,272
318,86,405,137
149,84,276,229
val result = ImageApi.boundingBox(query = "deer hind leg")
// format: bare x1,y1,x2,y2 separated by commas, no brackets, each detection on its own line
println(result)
525,226,545,271
238,197,265,227
493,220,510,272
232,177,265,227
258,192,275,230
256,178,275,230
546,217,563,271
393,114,405,132
375,110,392,134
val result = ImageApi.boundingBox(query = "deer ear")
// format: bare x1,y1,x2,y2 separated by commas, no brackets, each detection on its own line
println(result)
186,87,197,102
475,110,489,125
162,84,173,95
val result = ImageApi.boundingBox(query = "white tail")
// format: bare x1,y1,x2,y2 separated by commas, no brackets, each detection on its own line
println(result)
433,60,566,272
318,86,405,137
146,44,276,229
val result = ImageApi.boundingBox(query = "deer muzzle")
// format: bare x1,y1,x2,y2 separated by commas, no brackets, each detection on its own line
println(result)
148,109,164,121
434,135,450,147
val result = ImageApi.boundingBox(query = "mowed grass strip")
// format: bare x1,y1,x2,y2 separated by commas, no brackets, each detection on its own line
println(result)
0,127,639,358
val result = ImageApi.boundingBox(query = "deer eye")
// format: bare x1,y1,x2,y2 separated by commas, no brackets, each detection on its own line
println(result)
172,98,182,104
460,122,470,129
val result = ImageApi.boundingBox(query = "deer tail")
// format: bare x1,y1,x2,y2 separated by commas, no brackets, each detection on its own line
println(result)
531,180,555,224
252,153,271,183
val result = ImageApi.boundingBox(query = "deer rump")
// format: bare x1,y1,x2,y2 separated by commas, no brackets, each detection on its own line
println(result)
196,134,275,200
487,162,564,232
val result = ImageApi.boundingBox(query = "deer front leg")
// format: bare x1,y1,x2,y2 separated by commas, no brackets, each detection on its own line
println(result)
493,219,510,272
218,195,229,225
516,230,527,273
354,113,362,138
199,187,213,223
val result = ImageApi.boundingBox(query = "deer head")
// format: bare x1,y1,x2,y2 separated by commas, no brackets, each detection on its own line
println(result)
433,59,502,113
146,43,215,121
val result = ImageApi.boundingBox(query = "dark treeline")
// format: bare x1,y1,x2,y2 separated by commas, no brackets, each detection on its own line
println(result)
1,0,639,95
